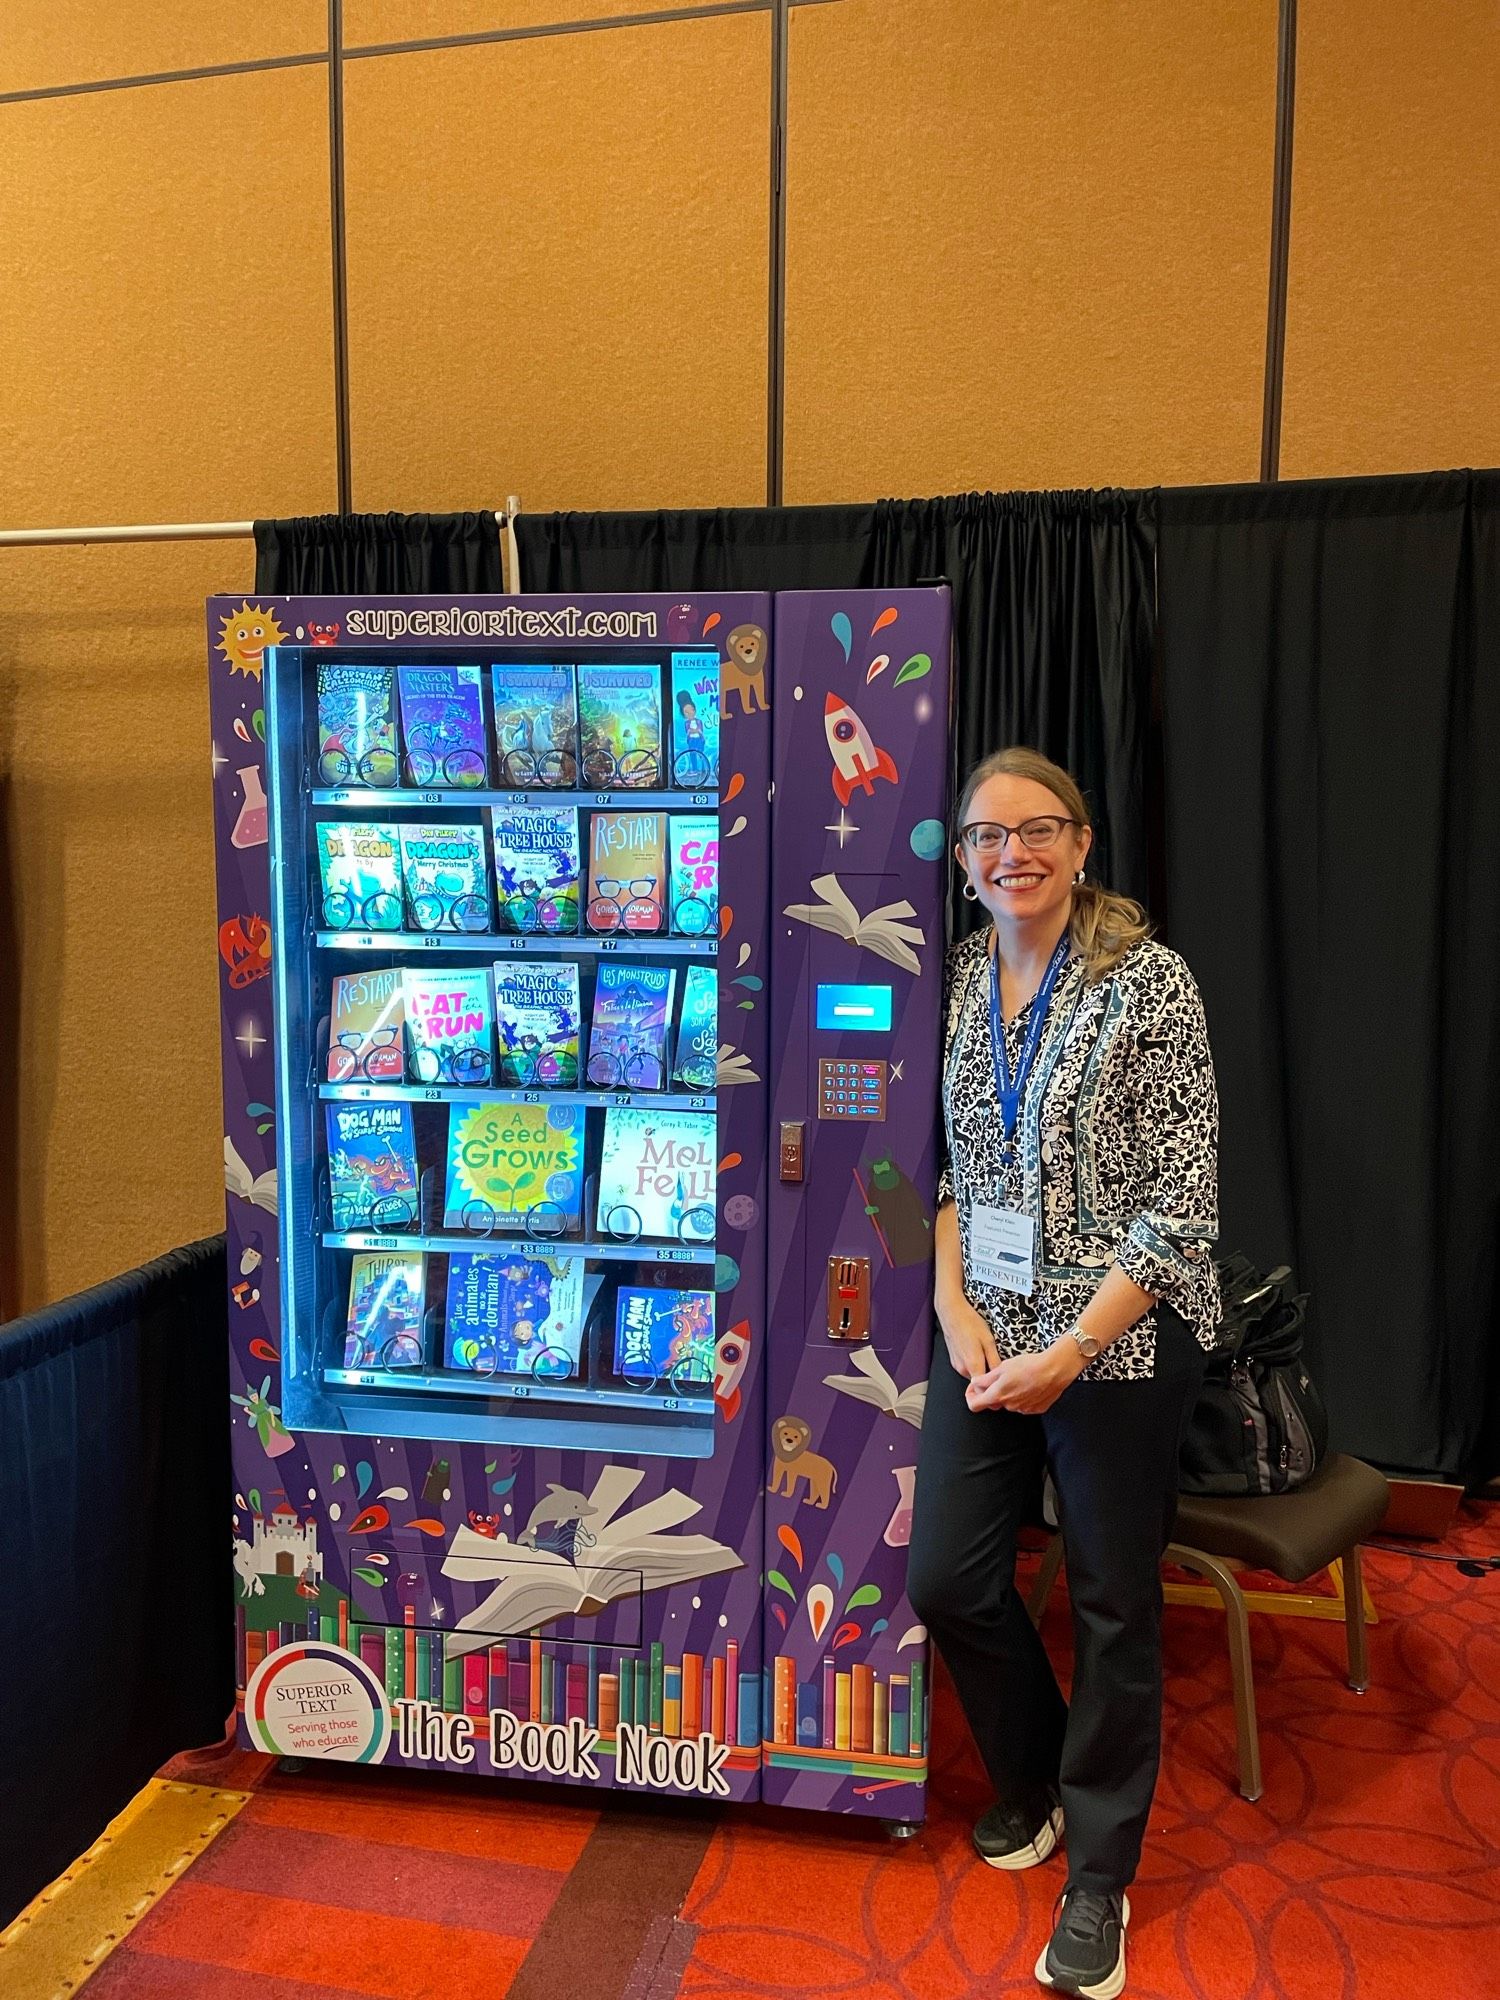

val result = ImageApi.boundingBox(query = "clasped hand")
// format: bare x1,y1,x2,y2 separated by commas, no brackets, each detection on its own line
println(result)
964,1343,1083,1415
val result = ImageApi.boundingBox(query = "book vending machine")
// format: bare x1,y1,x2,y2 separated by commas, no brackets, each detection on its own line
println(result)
210,586,951,1824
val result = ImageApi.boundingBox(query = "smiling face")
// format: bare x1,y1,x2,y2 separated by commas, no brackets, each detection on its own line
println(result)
955,771,1092,931
218,602,286,678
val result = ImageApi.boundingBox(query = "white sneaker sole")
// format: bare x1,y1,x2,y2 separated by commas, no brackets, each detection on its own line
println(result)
976,1805,1064,1871
1033,1893,1131,1999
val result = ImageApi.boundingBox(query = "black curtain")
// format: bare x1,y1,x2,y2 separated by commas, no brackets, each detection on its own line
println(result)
1,1237,233,1925
254,510,504,593
1158,471,1500,1484
514,502,880,594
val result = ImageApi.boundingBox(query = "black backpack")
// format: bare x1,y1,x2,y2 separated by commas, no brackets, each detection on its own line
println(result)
1178,1255,1329,1496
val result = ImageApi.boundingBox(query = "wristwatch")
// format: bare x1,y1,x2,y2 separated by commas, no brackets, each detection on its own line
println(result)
1067,1325,1101,1362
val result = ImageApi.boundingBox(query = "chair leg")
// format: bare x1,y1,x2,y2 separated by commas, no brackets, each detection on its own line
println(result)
1166,1542,1263,1803
1343,1542,1370,1693
1027,1535,1065,1625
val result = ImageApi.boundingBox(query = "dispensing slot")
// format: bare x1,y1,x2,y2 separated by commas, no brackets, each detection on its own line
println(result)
826,1256,871,1342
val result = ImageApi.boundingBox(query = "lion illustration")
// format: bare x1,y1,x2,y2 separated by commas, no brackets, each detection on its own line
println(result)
722,624,769,717
768,1413,838,1509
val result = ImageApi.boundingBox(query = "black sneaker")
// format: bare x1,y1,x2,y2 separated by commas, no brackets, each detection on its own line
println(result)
1035,1888,1131,1998
972,1793,1064,1870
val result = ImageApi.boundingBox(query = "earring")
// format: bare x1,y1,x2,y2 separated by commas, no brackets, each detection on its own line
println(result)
1074,870,1085,885
962,879,979,901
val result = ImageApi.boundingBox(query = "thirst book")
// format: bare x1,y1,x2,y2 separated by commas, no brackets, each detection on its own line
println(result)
576,664,662,786
317,663,397,787
397,822,491,932
672,963,717,1091
493,960,581,1087
329,966,405,1082
587,810,666,933
402,967,493,1086
492,663,578,786
596,1107,715,1241
490,803,581,933
444,1251,586,1378
344,1252,426,1368
396,662,488,788
670,651,720,785
586,961,675,1090
325,1101,420,1231
613,1286,715,1383
667,814,718,937
317,821,403,931
443,1101,582,1231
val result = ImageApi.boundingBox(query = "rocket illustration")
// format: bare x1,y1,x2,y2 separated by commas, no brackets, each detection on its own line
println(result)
824,692,900,805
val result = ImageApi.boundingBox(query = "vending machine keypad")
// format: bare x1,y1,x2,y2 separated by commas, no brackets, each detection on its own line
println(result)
817,1058,887,1121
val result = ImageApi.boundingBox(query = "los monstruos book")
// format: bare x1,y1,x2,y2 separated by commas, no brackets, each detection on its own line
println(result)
402,967,493,1085
667,814,718,937
325,1102,420,1231
442,1101,582,1231
493,960,581,1086
490,803,581,932
397,822,491,932
316,663,396,785
587,961,676,1091
576,664,662,784
491,663,578,784
396,663,488,787
587,810,666,934
329,966,405,1082
317,821,403,930
344,1252,426,1368
443,1251,587,1377
670,651,720,784
613,1286,715,1383
672,962,717,1090
596,1107,715,1241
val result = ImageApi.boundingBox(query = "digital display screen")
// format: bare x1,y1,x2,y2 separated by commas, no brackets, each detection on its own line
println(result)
815,983,892,1033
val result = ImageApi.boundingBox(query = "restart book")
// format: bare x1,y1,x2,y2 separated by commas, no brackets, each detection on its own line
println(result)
317,821,402,930
596,1107,715,1241
587,810,666,934
670,651,720,784
587,961,675,1091
667,814,718,937
325,1101,420,1231
329,966,405,1082
402,967,493,1086
493,960,581,1086
576,664,661,785
397,822,491,932
316,663,396,786
443,1251,587,1378
672,963,718,1090
396,663,488,787
490,803,581,932
492,663,578,784
344,1252,426,1369
442,1102,582,1231
613,1287,715,1384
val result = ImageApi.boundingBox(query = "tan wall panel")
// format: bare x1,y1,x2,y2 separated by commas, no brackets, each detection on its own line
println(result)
1281,1,1500,479
345,12,768,512
0,66,336,527
344,0,706,48
0,541,252,1315
784,0,1278,503
0,1,326,95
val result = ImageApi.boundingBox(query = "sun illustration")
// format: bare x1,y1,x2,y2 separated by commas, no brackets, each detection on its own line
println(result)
218,602,287,679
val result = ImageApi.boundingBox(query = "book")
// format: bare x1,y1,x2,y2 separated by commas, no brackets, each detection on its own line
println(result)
782,871,927,976
316,663,397,787
576,664,662,787
443,1101,582,1232
329,966,405,1083
586,810,667,934
490,803,581,933
822,1346,928,1428
325,1102,420,1231
397,822,491,933
667,814,718,938
403,967,493,1087
670,651,720,787
443,1250,586,1377
586,961,675,1091
612,1287,715,1383
396,662,488,788
317,821,402,931
596,1107,715,1242
672,964,717,1092
343,1251,425,1368
493,960,581,1088
491,663,578,787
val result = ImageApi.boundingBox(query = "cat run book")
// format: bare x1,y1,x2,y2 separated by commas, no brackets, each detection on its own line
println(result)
586,810,666,934
586,961,675,1090
317,821,403,931
670,652,720,787
490,803,581,933
329,966,405,1082
325,1102,420,1231
317,663,397,787
443,1102,582,1232
672,963,717,1091
596,1107,715,1242
396,663,488,788
402,967,493,1086
398,823,491,933
492,664,578,787
668,814,718,937
493,961,581,1088
344,1252,426,1368
443,1251,587,1378
576,664,662,787
613,1287,715,1384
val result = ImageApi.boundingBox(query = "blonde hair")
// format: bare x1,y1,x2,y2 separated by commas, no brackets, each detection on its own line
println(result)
956,746,1151,983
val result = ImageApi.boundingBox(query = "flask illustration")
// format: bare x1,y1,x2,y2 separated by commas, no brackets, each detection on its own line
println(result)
231,764,269,849
884,1465,915,1547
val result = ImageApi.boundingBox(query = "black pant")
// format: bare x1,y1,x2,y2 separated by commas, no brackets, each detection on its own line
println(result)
907,1308,1207,1894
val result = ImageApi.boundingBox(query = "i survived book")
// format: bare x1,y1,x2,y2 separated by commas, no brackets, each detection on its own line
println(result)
672,963,717,1091
443,1251,586,1378
586,810,666,933
402,967,493,1085
667,814,718,937
344,1252,426,1368
493,961,580,1087
317,664,396,786
325,1102,420,1231
490,803,581,933
398,822,491,932
613,1287,715,1383
443,1102,582,1231
596,1107,715,1241
670,652,720,785
317,821,403,930
329,966,405,1082
492,664,578,786
586,962,675,1090
396,663,488,787
576,664,661,786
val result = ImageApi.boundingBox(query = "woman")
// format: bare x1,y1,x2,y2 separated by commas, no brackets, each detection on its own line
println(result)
907,748,1220,2000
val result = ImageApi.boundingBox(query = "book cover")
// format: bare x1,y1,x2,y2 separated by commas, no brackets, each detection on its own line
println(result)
329,966,405,1082
667,814,718,937
396,662,488,788
672,963,717,1092
343,1251,425,1368
443,1101,582,1231
586,810,666,934
596,1107,715,1241
670,651,720,786
403,967,493,1086
398,822,491,933
325,1101,419,1230
492,663,578,786
586,962,675,1091
317,821,402,931
576,664,662,787
612,1287,715,1383
490,803,581,933
317,663,397,787
493,960,581,1088
443,1250,586,1377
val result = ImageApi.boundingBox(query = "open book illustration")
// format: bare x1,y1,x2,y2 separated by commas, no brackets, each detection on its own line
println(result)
225,1134,278,1217
783,873,926,976
824,1346,927,1429
440,1464,744,1655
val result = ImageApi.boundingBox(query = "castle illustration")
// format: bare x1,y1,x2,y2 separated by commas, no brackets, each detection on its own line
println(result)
243,1499,322,1581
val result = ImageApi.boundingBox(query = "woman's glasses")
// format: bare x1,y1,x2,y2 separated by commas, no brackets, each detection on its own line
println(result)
959,816,1080,853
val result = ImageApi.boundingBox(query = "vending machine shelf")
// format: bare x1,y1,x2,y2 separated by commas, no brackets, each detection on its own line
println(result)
313,786,715,812
319,1082,715,1112
322,1229,715,1265
322,1364,713,1415
315,930,717,957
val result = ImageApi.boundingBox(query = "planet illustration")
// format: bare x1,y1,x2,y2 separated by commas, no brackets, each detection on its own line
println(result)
909,818,946,862
723,1194,758,1231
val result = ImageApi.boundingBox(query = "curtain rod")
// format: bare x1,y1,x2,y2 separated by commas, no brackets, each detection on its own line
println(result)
0,505,519,551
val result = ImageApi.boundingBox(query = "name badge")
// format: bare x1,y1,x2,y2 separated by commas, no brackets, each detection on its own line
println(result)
969,1203,1036,1297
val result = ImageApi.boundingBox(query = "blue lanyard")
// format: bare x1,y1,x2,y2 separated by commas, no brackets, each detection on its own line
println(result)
989,933,1071,1157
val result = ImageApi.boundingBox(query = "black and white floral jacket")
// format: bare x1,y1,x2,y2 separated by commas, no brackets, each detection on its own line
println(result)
938,930,1221,1380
